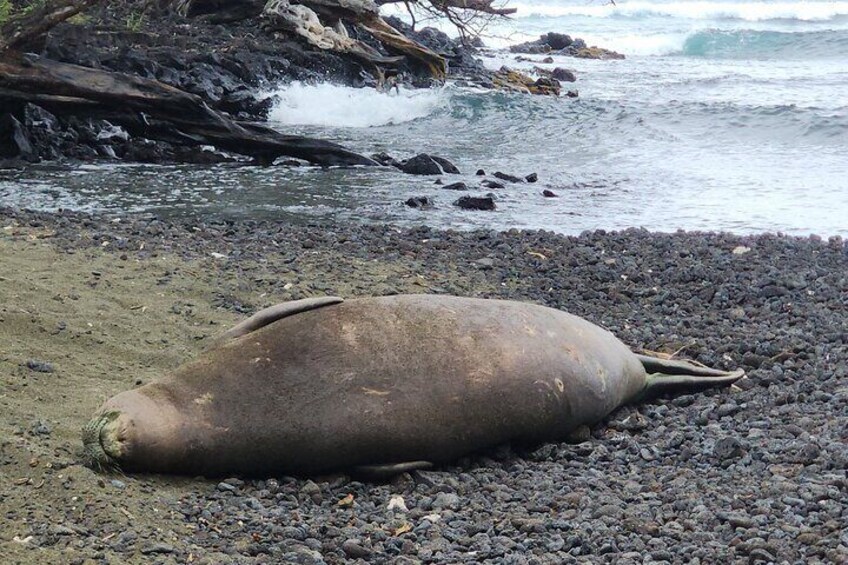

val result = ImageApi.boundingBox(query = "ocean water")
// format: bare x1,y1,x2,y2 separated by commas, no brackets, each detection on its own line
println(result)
2,0,847,236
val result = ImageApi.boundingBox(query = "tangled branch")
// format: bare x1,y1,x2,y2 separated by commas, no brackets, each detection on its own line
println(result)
376,0,515,42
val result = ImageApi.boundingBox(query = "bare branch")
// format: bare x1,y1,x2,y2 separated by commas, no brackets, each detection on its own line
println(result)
433,0,515,16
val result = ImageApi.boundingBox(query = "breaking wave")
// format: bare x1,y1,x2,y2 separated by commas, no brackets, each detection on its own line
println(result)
267,82,446,128
508,0,848,22
679,28,848,58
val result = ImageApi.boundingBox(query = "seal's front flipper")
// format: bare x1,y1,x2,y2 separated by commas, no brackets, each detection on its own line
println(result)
636,354,745,400
352,461,433,481
207,296,344,349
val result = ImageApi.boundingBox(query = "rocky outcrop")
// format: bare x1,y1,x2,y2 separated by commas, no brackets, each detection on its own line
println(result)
400,153,460,175
383,16,485,74
491,67,561,96
510,32,625,60
454,194,496,211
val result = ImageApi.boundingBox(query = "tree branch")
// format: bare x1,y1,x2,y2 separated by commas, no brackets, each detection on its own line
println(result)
0,0,107,54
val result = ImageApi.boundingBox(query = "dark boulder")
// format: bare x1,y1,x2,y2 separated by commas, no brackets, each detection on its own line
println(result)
533,77,561,93
405,196,434,208
482,180,505,189
442,182,468,191
372,151,403,168
454,195,496,211
24,104,60,134
525,173,539,183
543,33,573,50
551,68,577,82
494,171,523,183
431,155,460,174
401,154,443,175
509,32,573,54
542,189,559,198
384,17,485,73
0,114,37,162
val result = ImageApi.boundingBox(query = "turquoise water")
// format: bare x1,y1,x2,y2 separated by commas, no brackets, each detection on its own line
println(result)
2,0,846,236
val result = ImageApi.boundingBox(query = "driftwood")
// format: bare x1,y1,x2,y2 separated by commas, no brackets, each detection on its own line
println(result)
0,53,376,165
262,0,403,68
0,0,377,165
158,0,446,79
359,16,445,78
262,0,446,79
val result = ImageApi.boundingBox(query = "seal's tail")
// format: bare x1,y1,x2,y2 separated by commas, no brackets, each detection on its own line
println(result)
637,354,745,399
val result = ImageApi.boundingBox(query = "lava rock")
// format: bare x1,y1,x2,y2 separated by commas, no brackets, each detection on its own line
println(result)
371,151,402,168
544,33,573,50
494,171,523,183
405,196,433,208
713,437,745,461
25,359,55,373
401,154,443,176
341,539,372,558
454,195,496,211
0,114,37,162
431,155,460,174
551,67,577,82
442,182,468,191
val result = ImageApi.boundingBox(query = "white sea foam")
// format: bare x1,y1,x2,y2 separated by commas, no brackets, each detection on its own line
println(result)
583,31,695,56
267,82,445,127
508,0,848,22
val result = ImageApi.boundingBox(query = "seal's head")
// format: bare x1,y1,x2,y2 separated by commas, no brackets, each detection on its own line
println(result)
82,389,185,473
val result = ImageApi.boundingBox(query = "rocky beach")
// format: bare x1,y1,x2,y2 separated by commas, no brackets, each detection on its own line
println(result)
1,207,846,564
2,0,848,563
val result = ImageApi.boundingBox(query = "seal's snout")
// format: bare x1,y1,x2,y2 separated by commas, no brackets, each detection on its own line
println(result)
81,411,125,470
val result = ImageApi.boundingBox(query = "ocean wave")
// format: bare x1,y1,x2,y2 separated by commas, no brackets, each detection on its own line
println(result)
509,0,848,22
438,87,847,146
267,82,446,127
679,28,848,58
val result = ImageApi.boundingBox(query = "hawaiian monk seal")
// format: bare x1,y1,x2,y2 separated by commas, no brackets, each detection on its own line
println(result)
82,295,744,477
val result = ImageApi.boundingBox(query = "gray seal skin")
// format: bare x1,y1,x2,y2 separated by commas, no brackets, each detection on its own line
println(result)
82,295,744,477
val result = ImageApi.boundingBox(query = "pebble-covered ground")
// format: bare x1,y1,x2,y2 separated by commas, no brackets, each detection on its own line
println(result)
0,207,846,564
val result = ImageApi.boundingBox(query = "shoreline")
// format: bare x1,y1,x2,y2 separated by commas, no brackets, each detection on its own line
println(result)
1,207,846,564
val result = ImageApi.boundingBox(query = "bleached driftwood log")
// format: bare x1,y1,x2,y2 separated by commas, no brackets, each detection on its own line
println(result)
262,0,446,79
262,0,402,67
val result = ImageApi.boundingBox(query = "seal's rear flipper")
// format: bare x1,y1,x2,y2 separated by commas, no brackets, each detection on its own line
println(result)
637,354,745,400
207,296,344,349
351,461,433,481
